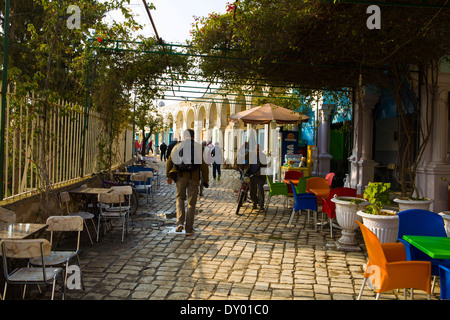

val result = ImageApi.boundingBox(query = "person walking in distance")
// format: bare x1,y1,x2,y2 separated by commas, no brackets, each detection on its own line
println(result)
212,142,222,181
166,129,209,236
159,141,167,161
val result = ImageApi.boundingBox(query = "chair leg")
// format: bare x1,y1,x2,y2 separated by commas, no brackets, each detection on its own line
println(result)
91,219,98,241
314,210,317,231
51,276,58,300
288,209,295,228
121,215,126,242
357,277,367,300
83,220,94,245
96,216,101,242
330,217,333,238
375,292,381,300
432,275,436,293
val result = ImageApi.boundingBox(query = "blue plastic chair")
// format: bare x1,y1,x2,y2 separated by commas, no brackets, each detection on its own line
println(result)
127,165,154,173
397,209,450,292
439,265,450,299
288,180,317,229
128,166,157,192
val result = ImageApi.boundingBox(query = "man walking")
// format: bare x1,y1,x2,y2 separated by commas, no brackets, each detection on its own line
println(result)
212,142,222,181
166,138,178,158
159,141,167,161
166,129,209,236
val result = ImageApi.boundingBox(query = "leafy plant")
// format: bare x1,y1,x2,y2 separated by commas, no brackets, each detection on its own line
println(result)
363,182,391,215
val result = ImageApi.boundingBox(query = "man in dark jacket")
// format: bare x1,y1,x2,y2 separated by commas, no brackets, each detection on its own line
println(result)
166,138,178,158
166,130,209,236
159,142,168,161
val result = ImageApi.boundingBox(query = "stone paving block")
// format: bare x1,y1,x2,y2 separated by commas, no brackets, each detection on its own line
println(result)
30,165,441,301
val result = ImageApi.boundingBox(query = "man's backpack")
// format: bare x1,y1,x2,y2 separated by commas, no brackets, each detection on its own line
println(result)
174,141,200,172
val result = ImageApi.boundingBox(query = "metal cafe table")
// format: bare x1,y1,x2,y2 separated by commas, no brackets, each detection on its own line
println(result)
0,223,48,240
69,187,112,212
402,235,450,259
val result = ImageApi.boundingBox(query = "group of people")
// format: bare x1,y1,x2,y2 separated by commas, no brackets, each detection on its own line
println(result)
165,129,267,236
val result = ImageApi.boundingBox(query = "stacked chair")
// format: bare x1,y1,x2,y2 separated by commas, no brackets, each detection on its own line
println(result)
397,209,450,295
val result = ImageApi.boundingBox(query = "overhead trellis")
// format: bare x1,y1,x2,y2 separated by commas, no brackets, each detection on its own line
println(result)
85,38,353,107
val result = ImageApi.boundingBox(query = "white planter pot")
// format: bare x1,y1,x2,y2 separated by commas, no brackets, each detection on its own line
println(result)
331,197,369,250
438,211,450,237
393,198,433,212
357,210,399,244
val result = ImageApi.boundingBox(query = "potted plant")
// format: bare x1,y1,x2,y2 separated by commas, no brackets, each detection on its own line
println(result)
357,182,399,244
393,196,433,212
331,196,369,251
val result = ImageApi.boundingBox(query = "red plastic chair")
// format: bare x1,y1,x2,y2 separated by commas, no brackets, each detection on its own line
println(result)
283,171,303,194
325,172,335,187
321,187,357,237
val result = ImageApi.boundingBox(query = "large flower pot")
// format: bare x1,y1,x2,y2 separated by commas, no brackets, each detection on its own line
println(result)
331,197,369,251
438,211,450,237
356,210,399,244
393,198,433,212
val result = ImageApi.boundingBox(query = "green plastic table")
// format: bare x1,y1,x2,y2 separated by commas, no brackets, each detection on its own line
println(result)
402,235,450,259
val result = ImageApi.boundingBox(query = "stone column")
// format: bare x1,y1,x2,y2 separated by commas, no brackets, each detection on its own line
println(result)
204,119,211,142
349,94,362,190
317,104,334,177
357,94,379,193
416,82,450,213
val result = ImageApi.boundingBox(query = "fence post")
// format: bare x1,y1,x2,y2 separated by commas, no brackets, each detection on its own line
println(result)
0,0,11,200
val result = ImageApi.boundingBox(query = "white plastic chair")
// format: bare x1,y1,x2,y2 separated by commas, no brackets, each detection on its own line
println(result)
1,239,63,300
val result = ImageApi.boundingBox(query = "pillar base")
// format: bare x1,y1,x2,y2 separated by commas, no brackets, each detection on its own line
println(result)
357,159,378,194
416,163,450,213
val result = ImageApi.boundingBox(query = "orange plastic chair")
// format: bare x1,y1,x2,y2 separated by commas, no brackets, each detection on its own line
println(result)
306,177,330,205
356,221,431,300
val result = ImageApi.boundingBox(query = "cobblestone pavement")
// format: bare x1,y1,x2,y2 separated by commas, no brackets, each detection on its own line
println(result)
31,160,441,301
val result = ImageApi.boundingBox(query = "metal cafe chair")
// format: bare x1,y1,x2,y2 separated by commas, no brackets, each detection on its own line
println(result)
60,191,97,245
1,239,63,300
97,192,129,242
131,171,153,205
29,215,85,300
110,185,134,227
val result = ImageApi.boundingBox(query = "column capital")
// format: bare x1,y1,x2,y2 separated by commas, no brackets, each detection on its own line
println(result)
362,94,379,109
320,103,335,119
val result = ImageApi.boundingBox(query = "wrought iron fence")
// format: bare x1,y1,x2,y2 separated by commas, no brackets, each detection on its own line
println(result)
0,84,133,202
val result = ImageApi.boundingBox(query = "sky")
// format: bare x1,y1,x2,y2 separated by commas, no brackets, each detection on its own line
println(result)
108,0,228,44
106,0,228,106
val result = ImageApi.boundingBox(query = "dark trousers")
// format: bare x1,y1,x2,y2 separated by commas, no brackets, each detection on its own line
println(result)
250,174,265,208
213,163,221,179
160,151,166,161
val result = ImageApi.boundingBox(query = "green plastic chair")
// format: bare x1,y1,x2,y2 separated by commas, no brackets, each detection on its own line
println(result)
265,176,288,213
295,177,311,194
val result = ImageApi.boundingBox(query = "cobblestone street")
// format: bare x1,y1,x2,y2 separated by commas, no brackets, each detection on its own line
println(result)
32,161,441,301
